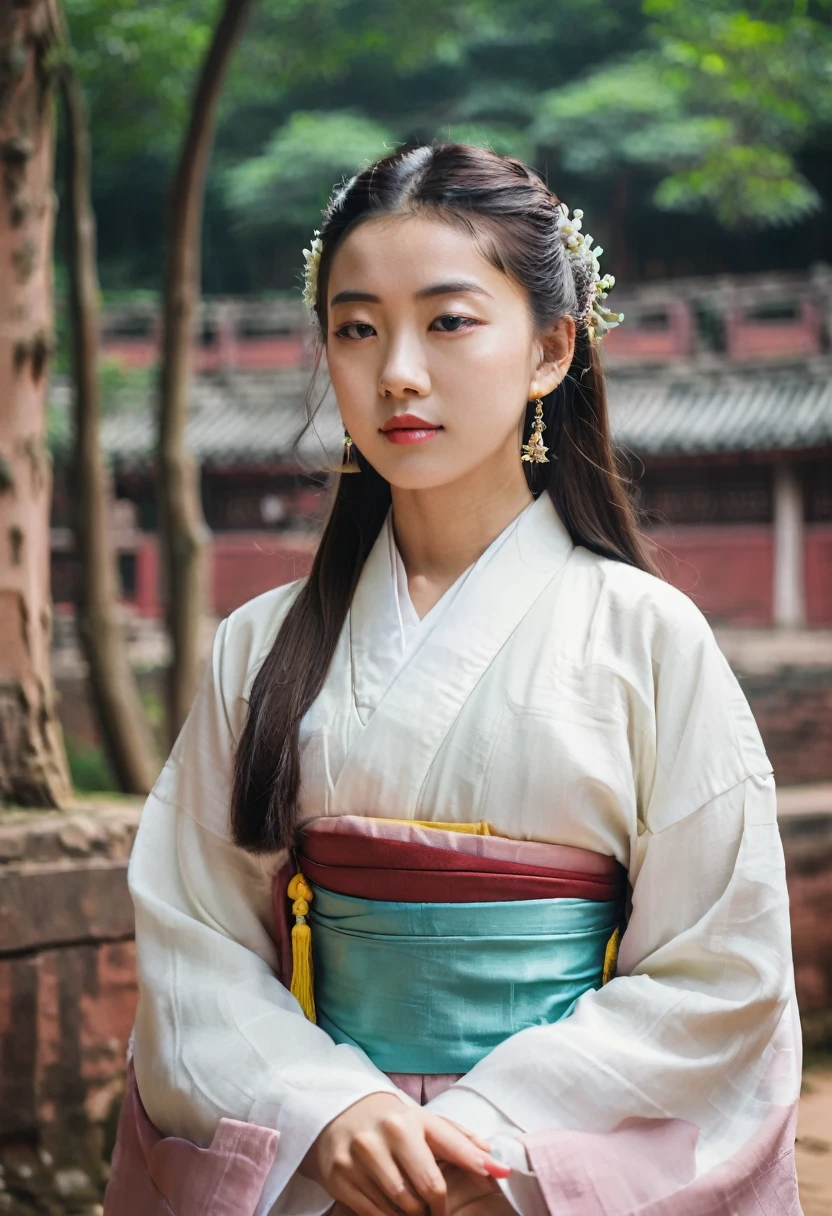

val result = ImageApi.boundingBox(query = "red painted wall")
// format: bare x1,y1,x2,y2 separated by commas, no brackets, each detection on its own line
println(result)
806,526,832,626
211,532,316,616
102,334,309,372
648,523,832,627
66,524,832,628
131,532,317,619
648,525,775,626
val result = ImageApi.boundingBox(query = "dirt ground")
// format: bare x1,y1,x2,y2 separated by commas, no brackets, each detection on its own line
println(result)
797,1065,832,1215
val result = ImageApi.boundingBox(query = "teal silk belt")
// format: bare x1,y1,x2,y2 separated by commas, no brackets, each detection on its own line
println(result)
308,881,620,1074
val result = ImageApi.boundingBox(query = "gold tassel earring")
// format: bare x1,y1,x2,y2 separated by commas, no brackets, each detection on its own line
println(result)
521,398,549,464
339,430,360,473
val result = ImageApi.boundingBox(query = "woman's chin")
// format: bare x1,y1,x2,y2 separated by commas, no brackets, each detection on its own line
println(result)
359,441,461,491
374,459,470,493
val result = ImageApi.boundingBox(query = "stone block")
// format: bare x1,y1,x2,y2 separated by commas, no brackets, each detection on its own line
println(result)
0,862,133,954
0,940,136,1142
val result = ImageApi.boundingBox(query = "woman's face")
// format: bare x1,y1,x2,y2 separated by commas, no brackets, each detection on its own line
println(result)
324,213,573,491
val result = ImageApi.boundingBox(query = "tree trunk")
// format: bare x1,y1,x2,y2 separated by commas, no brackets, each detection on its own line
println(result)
56,21,157,794
0,0,71,807
158,0,253,744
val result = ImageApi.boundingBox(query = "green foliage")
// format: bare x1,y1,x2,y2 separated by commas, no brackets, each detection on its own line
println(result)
61,0,832,291
65,734,118,793
46,399,72,459
98,360,156,415
529,9,829,228
224,110,397,232
640,0,831,225
655,144,822,226
532,60,685,176
433,123,533,162
223,108,538,235
61,0,220,160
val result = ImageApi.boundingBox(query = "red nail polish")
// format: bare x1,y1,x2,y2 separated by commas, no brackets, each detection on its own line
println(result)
483,1160,512,1178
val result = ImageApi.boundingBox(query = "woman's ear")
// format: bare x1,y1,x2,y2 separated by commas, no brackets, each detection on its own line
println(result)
529,315,576,400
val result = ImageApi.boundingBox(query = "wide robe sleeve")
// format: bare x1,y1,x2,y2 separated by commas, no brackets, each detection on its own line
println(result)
426,585,801,1216
129,602,414,1216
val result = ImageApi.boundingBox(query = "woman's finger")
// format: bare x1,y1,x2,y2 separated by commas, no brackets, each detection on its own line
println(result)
437,1119,493,1154
335,1176,405,1216
424,1116,511,1178
351,1134,426,1216
383,1120,450,1216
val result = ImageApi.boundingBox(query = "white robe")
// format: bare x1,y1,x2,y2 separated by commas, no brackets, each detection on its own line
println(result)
128,491,800,1216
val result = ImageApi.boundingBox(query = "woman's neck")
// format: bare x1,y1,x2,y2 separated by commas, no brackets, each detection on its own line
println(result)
390,466,534,620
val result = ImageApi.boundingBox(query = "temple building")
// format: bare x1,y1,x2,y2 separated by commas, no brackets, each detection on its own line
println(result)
50,268,832,627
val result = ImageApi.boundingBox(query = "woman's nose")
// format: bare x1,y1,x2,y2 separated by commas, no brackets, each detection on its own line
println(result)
378,334,431,399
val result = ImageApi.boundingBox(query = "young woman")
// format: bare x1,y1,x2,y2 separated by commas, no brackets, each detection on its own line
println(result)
106,144,801,1216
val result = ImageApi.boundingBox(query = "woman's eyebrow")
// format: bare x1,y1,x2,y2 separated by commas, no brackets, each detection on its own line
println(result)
329,280,493,307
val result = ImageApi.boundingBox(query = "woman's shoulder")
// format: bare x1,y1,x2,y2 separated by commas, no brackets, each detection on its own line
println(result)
572,545,715,657
573,549,772,809
216,576,308,700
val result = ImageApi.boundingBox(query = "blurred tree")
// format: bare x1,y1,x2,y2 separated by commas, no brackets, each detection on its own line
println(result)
61,0,221,289
158,0,253,744
218,0,645,284
62,0,219,159
53,3,158,794
224,109,398,238
0,0,72,807
56,0,832,291
530,0,832,229
212,0,832,285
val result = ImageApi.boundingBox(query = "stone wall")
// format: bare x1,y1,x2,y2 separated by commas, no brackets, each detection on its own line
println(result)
742,667,832,786
781,804,832,1048
0,804,139,1214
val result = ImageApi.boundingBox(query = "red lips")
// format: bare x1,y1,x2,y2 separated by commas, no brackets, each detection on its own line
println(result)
380,413,443,446
381,413,439,432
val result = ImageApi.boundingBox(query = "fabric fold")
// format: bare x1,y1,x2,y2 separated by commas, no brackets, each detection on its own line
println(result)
287,816,624,1075
104,1060,280,1216
521,1102,800,1216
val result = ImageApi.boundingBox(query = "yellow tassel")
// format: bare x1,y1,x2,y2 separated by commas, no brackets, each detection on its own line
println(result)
602,925,622,986
287,872,316,1022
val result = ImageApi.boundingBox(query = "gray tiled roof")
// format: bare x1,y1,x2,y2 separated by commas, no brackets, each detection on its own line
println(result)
97,369,345,469
50,360,832,468
607,361,832,457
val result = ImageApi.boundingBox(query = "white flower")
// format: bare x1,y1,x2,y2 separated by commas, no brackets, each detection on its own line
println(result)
556,203,623,344
302,229,323,313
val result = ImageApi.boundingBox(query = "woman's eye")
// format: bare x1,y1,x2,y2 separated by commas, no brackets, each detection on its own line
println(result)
334,322,376,340
431,314,478,333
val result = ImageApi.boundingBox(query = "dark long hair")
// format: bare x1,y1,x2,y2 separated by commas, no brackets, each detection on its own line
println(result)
231,142,658,853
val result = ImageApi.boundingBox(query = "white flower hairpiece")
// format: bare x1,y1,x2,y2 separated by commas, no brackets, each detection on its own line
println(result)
302,229,323,315
555,204,624,342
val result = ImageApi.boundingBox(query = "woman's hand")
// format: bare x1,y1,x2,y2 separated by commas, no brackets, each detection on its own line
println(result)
440,1164,516,1216
327,1164,514,1216
301,1092,511,1216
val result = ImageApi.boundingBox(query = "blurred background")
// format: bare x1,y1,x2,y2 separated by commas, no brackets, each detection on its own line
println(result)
1,0,831,1211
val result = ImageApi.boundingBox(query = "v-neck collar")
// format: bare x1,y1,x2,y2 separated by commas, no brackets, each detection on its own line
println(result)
337,492,575,818
351,498,537,724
